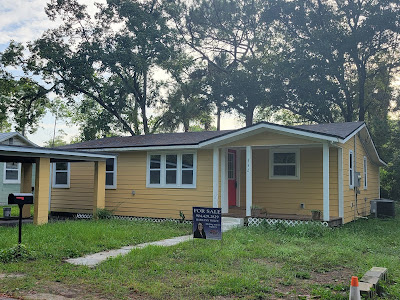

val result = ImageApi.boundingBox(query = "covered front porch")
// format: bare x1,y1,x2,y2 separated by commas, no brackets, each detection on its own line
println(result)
207,127,345,223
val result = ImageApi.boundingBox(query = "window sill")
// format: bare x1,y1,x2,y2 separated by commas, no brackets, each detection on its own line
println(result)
269,176,300,180
3,181,21,184
146,184,196,189
52,185,70,189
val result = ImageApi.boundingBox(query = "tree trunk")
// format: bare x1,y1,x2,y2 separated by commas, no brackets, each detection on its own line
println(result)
184,120,189,132
142,70,149,134
245,107,254,127
216,105,221,131
358,66,366,121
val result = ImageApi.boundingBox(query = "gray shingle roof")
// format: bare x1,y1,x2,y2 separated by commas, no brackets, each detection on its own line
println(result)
59,121,364,150
293,121,364,139
59,130,233,150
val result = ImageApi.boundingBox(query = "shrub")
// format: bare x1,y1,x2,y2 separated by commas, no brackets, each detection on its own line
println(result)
94,208,114,219
0,244,35,263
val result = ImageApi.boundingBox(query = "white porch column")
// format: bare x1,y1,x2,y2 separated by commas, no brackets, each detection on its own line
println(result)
221,148,228,213
338,147,344,220
323,143,330,221
246,146,252,217
213,148,219,208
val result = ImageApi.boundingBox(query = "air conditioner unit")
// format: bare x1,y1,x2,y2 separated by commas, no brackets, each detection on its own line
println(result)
370,199,395,218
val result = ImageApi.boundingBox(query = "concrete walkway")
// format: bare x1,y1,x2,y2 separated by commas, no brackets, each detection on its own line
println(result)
67,217,244,267
66,235,192,267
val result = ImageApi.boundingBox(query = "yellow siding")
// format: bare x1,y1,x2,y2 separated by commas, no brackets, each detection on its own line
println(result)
51,150,214,220
342,131,380,223
238,147,339,218
51,161,95,214
224,131,321,147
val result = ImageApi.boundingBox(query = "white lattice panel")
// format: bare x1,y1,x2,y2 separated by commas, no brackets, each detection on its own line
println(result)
248,217,328,227
76,213,92,219
75,213,192,224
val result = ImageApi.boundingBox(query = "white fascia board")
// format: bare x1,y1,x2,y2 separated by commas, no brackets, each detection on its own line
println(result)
362,126,387,167
199,123,339,148
0,145,116,161
340,125,386,167
339,123,366,143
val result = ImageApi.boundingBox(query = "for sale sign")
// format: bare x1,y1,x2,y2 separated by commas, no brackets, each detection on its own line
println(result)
192,207,222,240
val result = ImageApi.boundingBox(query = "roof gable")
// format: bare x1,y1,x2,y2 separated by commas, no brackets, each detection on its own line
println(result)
0,132,37,147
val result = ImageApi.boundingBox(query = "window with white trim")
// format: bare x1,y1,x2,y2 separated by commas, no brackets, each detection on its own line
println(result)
52,162,70,188
3,162,21,184
349,150,354,188
147,152,196,188
105,158,117,189
269,149,300,179
363,156,367,189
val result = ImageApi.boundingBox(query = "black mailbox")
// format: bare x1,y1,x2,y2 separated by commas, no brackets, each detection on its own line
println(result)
8,193,34,205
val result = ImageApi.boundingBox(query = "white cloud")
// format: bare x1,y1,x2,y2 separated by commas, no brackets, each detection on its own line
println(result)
0,0,55,44
0,0,105,45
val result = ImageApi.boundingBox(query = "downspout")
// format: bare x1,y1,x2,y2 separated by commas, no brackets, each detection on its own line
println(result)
354,136,357,220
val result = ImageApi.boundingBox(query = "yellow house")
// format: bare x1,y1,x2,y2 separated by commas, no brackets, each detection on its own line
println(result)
54,121,385,225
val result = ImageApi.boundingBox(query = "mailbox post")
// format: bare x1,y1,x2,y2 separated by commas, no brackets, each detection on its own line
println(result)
8,193,34,244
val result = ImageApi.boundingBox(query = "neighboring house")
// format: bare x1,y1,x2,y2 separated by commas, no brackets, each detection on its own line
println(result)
0,133,36,205
54,121,385,225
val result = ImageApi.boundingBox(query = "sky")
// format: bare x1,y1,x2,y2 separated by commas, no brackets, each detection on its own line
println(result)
0,0,242,146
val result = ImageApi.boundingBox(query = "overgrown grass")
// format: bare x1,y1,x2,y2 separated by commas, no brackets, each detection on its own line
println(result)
1,216,400,299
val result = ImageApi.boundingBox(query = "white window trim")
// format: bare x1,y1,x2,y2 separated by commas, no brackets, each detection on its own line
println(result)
52,162,70,188
363,156,367,190
105,158,117,189
146,152,197,188
269,149,300,180
349,150,354,189
3,162,21,184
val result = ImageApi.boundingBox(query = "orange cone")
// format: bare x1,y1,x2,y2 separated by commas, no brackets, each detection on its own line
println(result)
349,276,361,300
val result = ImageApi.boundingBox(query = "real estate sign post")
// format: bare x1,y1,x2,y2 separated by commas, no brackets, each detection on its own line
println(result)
192,207,222,240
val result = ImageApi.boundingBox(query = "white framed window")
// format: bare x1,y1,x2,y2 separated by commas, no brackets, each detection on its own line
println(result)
3,162,21,184
349,150,354,189
52,162,70,188
363,156,367,190
105,158,117,189
269,149,300,180
147,152,197,188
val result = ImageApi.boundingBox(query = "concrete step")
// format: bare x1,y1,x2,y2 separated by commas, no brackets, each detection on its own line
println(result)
222,217,244,232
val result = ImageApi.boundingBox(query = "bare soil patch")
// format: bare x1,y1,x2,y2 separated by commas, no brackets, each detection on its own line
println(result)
254,259,352,299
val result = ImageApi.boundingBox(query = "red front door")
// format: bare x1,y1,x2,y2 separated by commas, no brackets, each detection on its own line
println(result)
228,150,236,207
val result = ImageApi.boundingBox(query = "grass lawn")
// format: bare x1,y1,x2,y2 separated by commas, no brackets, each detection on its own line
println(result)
1,216,400,299
0,205,34,217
